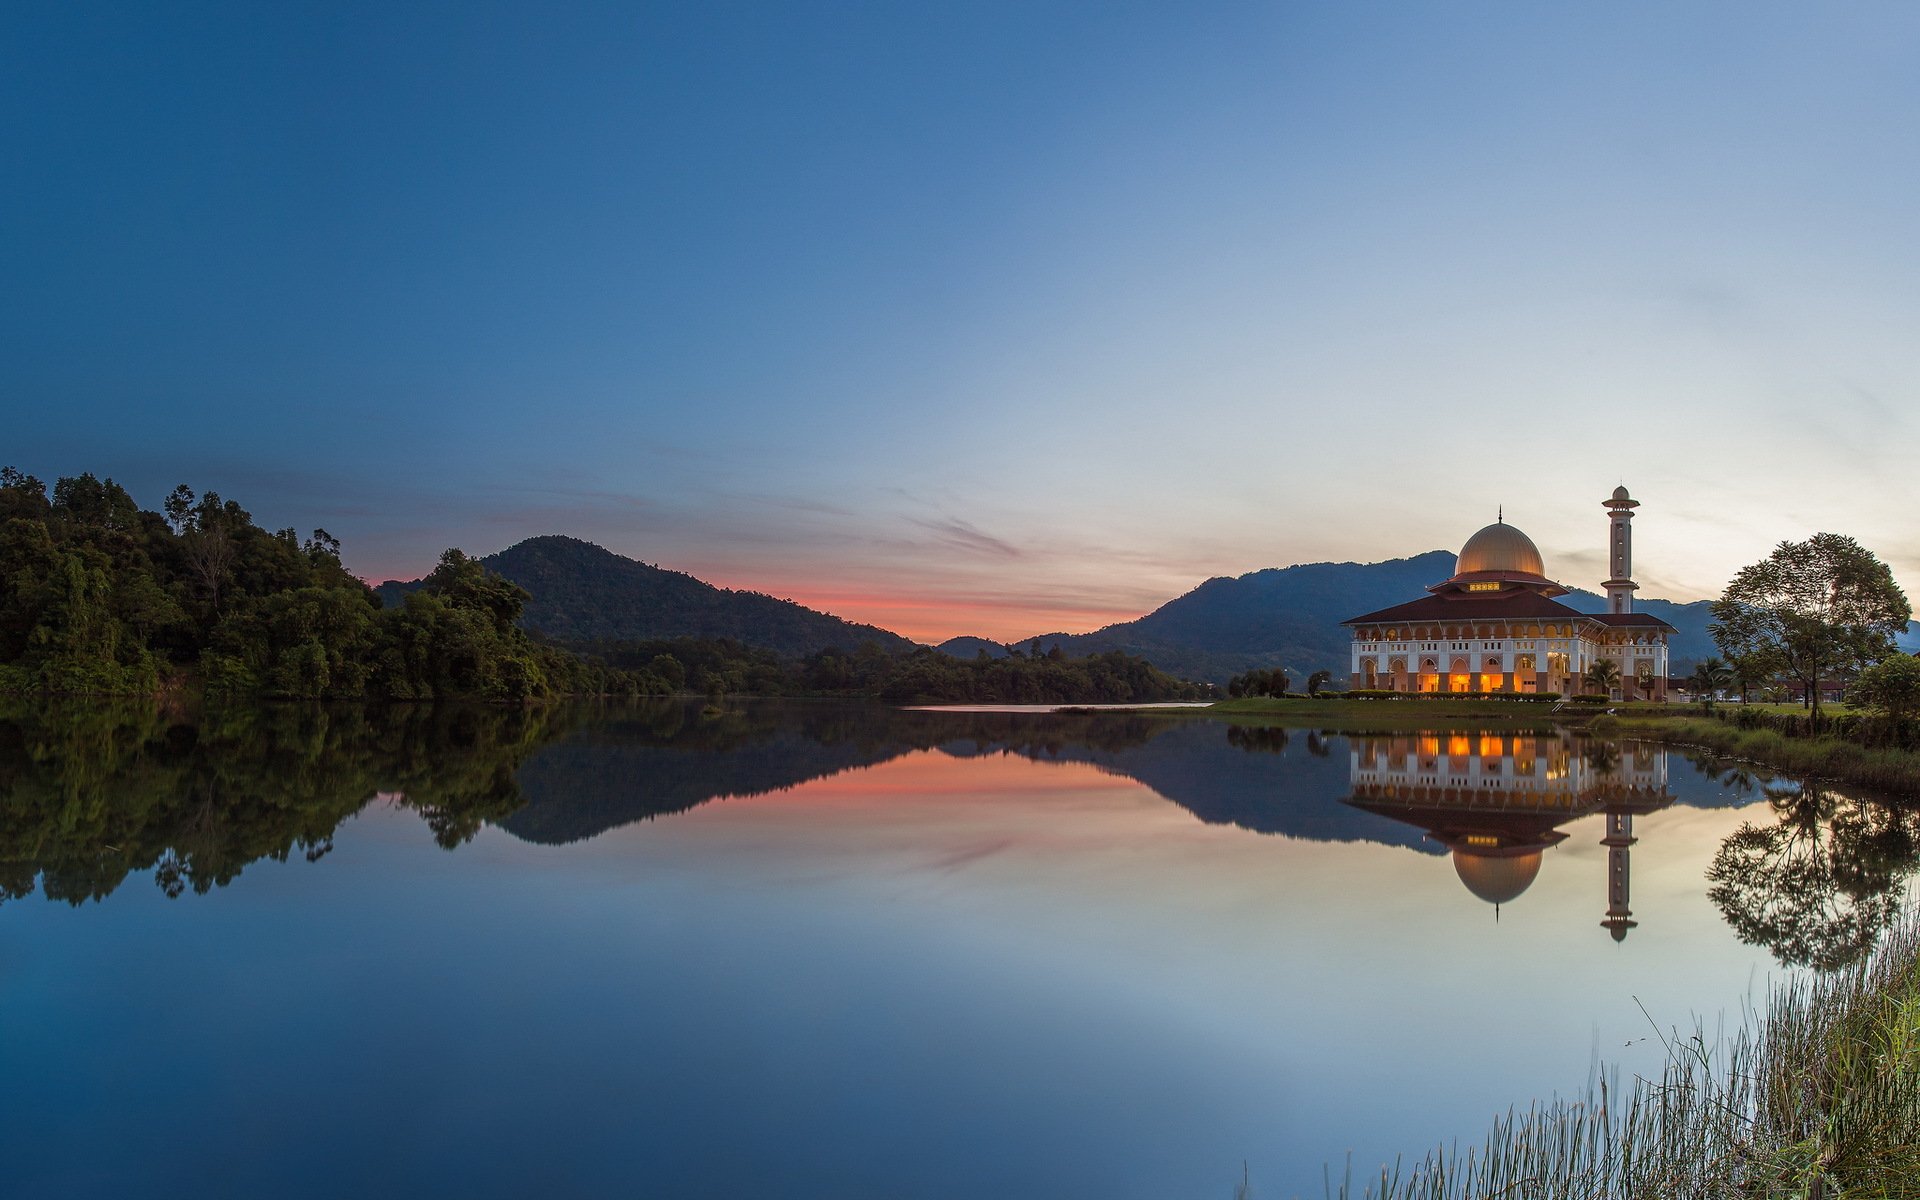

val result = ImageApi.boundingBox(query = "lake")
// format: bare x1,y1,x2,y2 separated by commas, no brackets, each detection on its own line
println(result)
1,700,1912,1199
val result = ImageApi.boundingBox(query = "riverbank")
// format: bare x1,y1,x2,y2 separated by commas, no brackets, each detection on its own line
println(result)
1320,917,1920,1199
1615,712,1920,797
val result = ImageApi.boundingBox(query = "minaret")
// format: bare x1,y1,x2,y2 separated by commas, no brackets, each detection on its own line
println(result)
1602,486,1639,614
1600,809,1637,941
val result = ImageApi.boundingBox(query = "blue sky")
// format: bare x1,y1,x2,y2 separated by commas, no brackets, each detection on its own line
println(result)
6,2,1919,640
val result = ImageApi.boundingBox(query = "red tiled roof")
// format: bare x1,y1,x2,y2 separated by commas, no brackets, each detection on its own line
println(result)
1343,591,1587,625
1587,612,1677,631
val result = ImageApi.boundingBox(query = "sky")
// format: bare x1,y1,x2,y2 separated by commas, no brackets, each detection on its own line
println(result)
6,1,1920,643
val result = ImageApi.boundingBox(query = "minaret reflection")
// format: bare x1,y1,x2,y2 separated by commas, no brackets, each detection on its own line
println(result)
1343,733,1675,934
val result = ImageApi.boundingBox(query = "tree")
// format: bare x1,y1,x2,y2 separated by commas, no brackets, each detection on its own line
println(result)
1711,533,1910,719
1686,658,1734,713
1227,668,1289,699
1727,652,1768,705
1306,669,1332,697
421,548,530,633
163,484,196,533
1852,653,1920,733
303,528,342,565
1582,658,1621,696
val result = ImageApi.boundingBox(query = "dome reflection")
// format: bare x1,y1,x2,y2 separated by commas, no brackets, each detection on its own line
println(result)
1343,732,1675,935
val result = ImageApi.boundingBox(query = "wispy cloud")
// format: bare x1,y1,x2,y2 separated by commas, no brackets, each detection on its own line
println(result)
907,516,1023,559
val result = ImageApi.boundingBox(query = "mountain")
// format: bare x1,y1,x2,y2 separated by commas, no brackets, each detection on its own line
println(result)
1007,552,1458,683
935,636,1010,659
997,552,1738,684
377,535,917,658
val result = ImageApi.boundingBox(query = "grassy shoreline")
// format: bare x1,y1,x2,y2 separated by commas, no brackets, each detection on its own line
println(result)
1615,713,1920,798
1120,696,1570,729
1315,918,1920,1199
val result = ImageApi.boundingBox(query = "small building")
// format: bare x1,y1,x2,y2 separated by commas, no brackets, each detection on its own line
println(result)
1342,488,1675,700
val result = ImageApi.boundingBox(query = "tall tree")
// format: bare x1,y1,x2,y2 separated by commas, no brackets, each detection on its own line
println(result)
1710,533,1911,719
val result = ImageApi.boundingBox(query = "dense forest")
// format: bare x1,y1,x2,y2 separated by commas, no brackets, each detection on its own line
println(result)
0,468,634,700
0,469,1204,703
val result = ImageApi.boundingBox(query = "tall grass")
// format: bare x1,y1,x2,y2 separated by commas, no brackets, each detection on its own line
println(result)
1315,921,1920,1199
1622,716,1920,797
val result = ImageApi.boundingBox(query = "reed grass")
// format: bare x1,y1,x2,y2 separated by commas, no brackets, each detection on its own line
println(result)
1311,920,1920,1200
1621,716,1920,797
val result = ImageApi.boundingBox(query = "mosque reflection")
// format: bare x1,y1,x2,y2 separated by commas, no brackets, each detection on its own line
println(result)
1343,733,1674,937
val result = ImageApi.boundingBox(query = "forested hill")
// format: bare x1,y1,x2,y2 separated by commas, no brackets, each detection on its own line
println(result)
994,552,1733,683
377,536,918,658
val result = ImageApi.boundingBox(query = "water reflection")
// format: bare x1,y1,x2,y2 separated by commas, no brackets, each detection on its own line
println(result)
1343,733,1675,937
1705,775,1920,970
5,700,1919,972
0,701,567,905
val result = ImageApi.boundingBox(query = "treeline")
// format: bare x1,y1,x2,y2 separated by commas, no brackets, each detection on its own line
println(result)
0,468,634,700
578,637,1210,704
1,468,1205,704
1224,667,1334,698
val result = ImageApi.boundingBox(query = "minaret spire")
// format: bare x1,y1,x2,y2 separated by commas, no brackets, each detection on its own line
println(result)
1600,809,1638,941
1602,486,1640,615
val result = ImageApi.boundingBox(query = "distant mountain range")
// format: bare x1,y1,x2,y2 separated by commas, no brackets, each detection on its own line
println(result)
376,535,916,658
942,551,1739,682
381,536,1918,685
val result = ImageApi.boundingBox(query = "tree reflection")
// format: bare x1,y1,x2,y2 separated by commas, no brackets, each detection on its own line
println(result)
1706,780,1920,970
0,701,572,905
1226,725,1289,754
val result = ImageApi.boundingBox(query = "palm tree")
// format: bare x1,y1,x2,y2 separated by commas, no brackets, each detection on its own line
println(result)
1688,657,1735,713
1583,658,1622,697
1729,654,1766,705
1306,669,1332,697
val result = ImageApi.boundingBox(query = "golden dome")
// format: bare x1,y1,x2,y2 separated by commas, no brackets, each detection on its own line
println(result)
1456,522,1547,579
1452,850,1543,905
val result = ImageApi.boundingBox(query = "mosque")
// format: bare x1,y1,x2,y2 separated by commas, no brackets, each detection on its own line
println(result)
1343,487,1674,700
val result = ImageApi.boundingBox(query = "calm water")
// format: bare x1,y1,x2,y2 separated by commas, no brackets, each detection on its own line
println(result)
1,701,1914,1199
